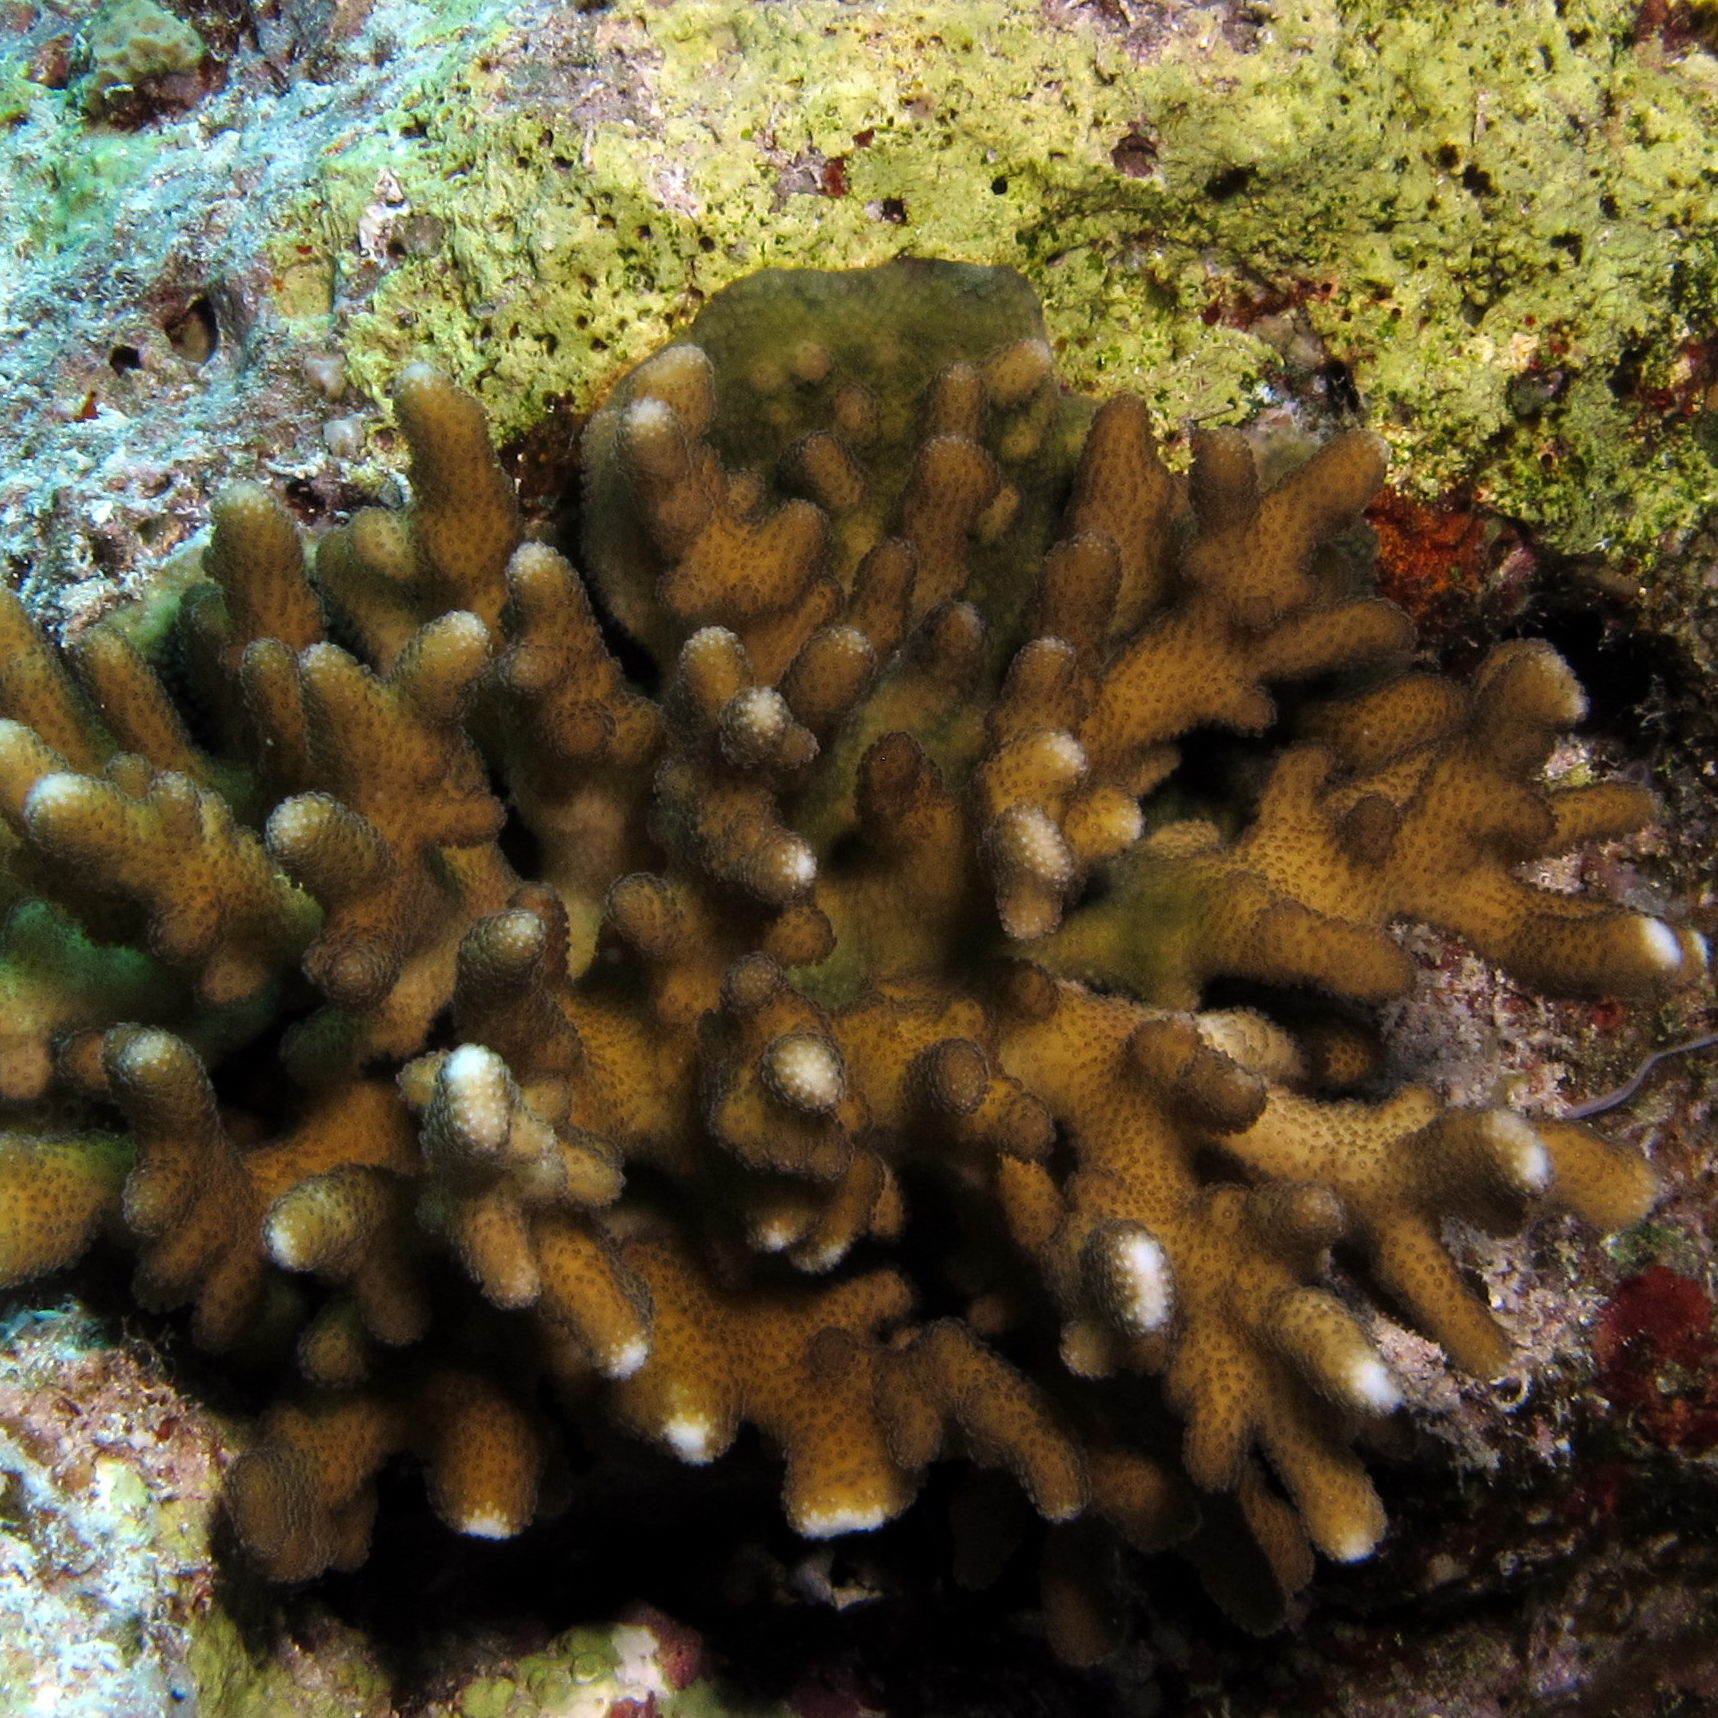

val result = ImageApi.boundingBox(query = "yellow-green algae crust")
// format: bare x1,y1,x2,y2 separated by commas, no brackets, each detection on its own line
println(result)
287,0,1718,564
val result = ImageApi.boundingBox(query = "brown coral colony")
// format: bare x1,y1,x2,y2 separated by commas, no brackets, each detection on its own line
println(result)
0,262,1698,1659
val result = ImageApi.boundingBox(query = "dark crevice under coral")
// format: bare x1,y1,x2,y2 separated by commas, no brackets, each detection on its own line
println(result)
0,259,1704,1674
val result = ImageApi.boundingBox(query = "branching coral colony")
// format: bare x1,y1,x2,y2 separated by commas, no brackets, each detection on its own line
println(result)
0,260,1702,1661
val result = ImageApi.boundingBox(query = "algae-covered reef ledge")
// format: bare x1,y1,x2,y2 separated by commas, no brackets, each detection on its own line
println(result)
3,0,1718,613
303,0,1718,563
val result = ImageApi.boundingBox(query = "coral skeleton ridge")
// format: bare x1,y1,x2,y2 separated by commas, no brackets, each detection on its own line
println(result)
0,260,1696,1659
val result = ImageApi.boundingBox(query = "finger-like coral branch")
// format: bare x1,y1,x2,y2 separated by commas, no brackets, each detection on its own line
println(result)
0,259,1694,1655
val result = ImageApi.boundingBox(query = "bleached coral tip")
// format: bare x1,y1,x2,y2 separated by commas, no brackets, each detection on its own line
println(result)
1111,1230,1173,1333
441,1043,512,1150
263,1210,311,1271
1639,917,1684,972
444,1042,495,1081
625,396,675,432
605,1336,650,1380
1486,1111,1551,1193
664,1414,717,1462
455,1510,522,1540
1345,1354,1401,1414
1324,1518,1383,1563
22,773,94,825
762,1032,846,1114
796,1500,889,1537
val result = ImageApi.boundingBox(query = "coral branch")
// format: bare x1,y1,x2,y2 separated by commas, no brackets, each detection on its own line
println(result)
0,260,1694,1650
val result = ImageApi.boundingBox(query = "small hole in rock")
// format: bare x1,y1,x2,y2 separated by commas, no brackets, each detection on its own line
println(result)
1110,134,1157,179
1204,165,1254,202
165,296,219,364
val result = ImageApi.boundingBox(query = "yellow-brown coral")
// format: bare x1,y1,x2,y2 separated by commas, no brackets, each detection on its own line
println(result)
0,260,1698,1660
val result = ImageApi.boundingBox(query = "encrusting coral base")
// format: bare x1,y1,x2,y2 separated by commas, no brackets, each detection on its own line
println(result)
0,260,1698,1664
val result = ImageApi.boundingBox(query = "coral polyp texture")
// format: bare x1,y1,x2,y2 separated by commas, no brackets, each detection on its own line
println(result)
0,260,1698,1659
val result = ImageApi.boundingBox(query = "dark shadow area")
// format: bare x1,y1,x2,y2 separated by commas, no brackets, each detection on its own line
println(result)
1505,580,1695,751
272,1450,1139,1717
